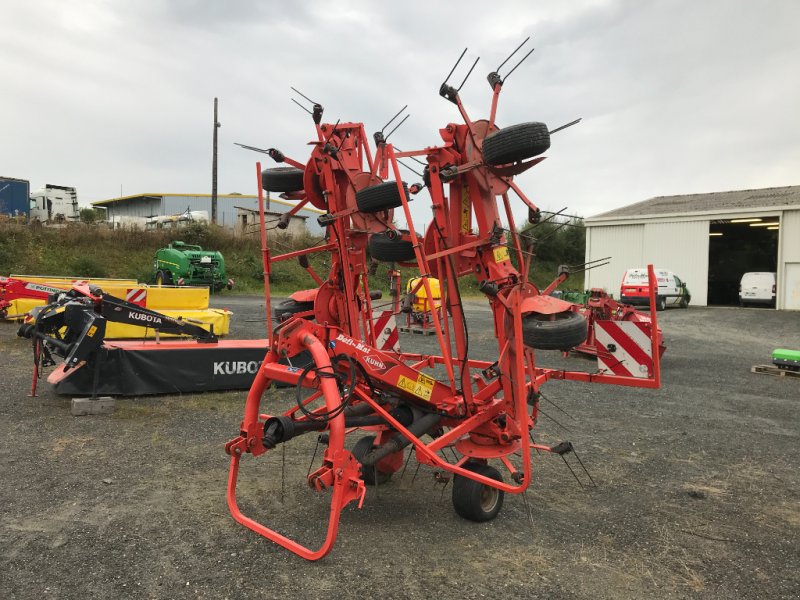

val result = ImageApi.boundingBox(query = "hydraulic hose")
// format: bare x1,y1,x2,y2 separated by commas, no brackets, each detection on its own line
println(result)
262,406,414,449
361,411,442,466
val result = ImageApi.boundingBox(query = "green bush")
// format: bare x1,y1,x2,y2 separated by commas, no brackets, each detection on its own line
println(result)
70,256,108,278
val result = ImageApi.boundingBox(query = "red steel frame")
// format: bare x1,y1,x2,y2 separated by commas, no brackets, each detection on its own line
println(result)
225,72,662,561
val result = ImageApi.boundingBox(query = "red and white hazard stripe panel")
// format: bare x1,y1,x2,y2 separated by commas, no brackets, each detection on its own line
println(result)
595,320,654,379
126,288,148,307
372,310,400,353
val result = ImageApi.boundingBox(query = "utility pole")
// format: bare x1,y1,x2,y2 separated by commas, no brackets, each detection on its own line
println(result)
212,97,220,224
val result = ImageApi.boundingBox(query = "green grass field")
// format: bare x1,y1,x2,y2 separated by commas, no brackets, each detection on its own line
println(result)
0,221,584,296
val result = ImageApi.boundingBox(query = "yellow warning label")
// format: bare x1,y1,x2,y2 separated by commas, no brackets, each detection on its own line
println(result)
493,246,510,263
397,373,434,401
460,187,471,233
87,326,98,337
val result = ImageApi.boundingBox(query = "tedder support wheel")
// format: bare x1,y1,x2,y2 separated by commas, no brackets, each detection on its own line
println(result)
155,270,173,286
482,122,551,166
351,435,393,486
272,298,315,321
261,167,305,193
656,296,667,312
368,231,415,262
452,462,504,522
522,310,587,351
356,181,409,213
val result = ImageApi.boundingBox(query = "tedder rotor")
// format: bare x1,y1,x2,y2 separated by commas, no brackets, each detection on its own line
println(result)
225,42,662,560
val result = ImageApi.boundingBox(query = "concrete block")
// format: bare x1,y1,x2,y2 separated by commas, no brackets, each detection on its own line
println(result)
71,397,115,416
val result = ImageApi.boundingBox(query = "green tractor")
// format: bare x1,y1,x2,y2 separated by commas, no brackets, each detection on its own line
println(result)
153,241,233,291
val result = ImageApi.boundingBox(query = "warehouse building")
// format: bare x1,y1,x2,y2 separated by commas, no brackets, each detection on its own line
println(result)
92,193,325,235
584,185,800,310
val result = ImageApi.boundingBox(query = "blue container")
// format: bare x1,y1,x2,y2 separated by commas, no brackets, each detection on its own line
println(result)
0,177,30,217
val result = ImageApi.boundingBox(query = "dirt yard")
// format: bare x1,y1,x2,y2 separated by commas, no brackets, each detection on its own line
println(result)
1,297,798,599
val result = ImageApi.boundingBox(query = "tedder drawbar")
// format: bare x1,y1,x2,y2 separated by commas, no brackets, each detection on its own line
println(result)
226,42,662,560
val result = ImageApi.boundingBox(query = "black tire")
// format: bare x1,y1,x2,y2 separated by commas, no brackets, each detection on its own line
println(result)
155,270,173,286
452,462,504,522
679,295,689,309
369,232,415,262
522,310,587,351
656,296,667,312
261,167,304,193
356,181,409,213
482,122,550,166
272,298,315,321
351,435,393,486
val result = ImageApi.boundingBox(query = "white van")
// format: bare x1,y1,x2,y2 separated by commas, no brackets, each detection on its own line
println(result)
620,268,690,311
739,272,776,307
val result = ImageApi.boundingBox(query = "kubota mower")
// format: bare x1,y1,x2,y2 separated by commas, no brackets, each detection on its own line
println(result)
226,41,662,560
18,283,265,397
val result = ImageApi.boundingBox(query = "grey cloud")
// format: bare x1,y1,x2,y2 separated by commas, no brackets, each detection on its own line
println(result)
1,0,798,226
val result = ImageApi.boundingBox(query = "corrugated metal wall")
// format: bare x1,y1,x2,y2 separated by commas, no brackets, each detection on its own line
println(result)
103,197,161,219
780,210,800,309
99,195,324,235
642,221,709,306
585,224,644,295
586,220,710,304
161,196,324,234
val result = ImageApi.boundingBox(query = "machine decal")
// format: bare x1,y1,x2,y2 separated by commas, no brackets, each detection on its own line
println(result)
126,288,148,307
493,246,510,263
595,320,654,378
396,373,434,401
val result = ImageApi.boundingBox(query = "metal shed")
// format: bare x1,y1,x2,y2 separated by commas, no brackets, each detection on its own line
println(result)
584,186,800,310
92,193,325,235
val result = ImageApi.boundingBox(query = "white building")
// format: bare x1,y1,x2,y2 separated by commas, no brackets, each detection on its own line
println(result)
92,192,325,235
584,186,800,310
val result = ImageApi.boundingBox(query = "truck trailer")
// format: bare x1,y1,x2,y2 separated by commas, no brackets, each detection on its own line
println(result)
0,177,31,218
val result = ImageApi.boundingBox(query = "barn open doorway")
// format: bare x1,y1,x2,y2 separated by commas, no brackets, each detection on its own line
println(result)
707,218,779,305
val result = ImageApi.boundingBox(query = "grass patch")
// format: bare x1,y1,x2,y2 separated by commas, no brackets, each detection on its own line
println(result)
0,220,585,296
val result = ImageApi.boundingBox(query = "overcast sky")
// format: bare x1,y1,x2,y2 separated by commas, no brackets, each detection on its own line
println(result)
2,0,798,225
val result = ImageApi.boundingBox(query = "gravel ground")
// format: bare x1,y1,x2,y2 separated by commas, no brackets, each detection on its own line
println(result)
1,296,798,599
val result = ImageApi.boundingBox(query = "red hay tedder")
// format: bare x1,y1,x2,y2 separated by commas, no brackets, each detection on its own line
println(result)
225,42,662,560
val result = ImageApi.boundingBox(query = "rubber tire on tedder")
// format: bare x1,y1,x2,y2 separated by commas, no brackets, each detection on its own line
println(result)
262,167,305,192
482,122,551,166
452,461,505,522
522,310,587,351
368,231,416,262
272,298,315,321
351,435,393,486
356,181,409,213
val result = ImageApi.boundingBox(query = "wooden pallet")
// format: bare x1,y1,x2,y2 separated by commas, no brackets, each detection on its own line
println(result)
751,364,800,379
399,326,437,336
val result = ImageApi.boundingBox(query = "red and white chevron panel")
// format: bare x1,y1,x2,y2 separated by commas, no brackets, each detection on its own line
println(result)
126,288,148,307
595,320,654,378
372,310,399,353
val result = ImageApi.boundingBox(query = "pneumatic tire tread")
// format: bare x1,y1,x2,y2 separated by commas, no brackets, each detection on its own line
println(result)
261,167,305,193
369,232,416,262
522,310,587,351
272,298,315,321
356,181,409,213
452,461,504,522
482,122,551,166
